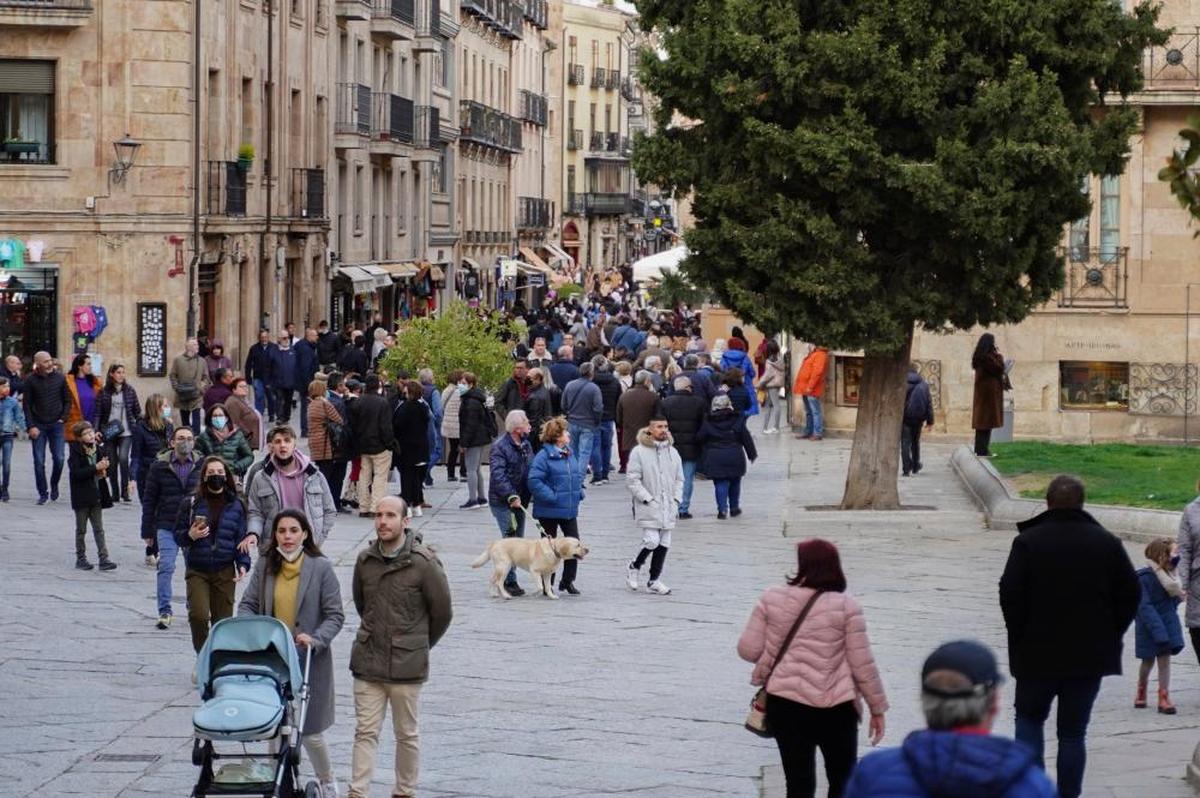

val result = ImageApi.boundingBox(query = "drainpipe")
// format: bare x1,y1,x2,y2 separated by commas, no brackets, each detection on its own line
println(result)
188,0,201,336
260,0,276,329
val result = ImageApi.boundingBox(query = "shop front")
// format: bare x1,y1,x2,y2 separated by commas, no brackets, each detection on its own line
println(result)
330,265,392,332
0,262,57,360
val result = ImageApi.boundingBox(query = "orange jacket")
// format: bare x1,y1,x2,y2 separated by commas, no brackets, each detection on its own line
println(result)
793,348,829,397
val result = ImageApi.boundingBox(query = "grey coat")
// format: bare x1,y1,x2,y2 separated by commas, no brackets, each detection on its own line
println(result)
1176,497,1200,628
247,457,338,547
237,554,345,734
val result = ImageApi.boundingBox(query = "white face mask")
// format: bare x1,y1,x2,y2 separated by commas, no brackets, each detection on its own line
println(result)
279,545,304,562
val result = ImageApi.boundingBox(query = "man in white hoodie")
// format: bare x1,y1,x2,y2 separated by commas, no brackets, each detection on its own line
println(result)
625,416,684,595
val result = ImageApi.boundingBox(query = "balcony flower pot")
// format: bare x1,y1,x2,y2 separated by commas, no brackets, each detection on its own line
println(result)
236,144,255,172
3,141,39,155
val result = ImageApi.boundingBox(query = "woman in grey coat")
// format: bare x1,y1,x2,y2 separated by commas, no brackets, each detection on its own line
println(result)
238,509,344,796
1176,494,1200,659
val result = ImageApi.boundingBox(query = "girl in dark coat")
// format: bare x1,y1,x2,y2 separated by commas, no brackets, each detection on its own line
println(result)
971,333,1006,456
393,380,432,514
457,372,495,508
1134,538,1185,714
697,394,758,519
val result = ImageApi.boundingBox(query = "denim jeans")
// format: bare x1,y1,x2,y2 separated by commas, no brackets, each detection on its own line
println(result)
252,377,276,420
802,395,824,437
0,434,12,491
30,420,65,499
590,421,614,480
489,503,526,587
156,527,181,617
1014,676,1102,798
568,423,596,473
713,477,742,513
679,459,697,513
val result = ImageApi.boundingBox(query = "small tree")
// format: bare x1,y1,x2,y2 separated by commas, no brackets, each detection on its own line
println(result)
648,269,707,310
1160,115,1200,230
635,0,1165,509
379,301,519,391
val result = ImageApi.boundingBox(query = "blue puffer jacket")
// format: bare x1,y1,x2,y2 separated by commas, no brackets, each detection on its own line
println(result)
173,493,253,573
527,444,585,520
1135,566,1185,659
489,432,533,507
720,349,760,416
844,730,1057,798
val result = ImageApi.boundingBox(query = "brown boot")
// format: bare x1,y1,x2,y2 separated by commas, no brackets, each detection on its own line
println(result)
1158,687,1177,715
1135,681,1148,708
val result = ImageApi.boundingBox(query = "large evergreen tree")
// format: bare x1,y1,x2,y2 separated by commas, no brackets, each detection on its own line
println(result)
634,0,1165,508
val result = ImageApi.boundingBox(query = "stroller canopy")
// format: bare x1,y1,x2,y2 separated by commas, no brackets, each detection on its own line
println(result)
195,616,302,698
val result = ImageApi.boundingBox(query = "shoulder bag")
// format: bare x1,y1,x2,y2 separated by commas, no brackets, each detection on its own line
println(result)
745,590,823,738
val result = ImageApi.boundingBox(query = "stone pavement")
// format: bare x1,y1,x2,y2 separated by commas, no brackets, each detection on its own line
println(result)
0,433,1196,797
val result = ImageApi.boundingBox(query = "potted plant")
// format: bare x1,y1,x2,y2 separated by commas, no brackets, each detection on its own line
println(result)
236,143,255,171
3,136,39,156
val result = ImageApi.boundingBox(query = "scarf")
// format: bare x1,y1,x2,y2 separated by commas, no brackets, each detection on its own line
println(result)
209,423,234,444
1149,559,1184,598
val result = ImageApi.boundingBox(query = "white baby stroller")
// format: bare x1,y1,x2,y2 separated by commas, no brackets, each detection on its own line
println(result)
190,616,319,798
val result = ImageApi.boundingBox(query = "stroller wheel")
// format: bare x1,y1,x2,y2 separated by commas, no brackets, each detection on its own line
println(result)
302,781,320,798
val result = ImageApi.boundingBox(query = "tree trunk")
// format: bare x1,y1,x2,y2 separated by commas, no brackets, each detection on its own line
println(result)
840,330,913,510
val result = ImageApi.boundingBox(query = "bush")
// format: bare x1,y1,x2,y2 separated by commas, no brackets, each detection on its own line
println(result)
237,143,255,162
378,301,519,391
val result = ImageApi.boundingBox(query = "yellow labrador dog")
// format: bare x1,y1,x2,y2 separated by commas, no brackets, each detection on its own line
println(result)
470,536,589,599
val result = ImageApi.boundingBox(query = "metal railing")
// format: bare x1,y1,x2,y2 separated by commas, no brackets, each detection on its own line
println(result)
1143,28,1200,91
290,168,325,218
591,66,606,89
0,0,92,8
605,132,620,152
372,92,415,143
459,100,522,152
589,130,604,150
206,161,247,216
336,82,371,136
0,140,54,164
415,105,441,148
522,0,546,29
518,89,547,126
605,69,620,90
517,196,551,229
334,0,371,18
585,192,631,216
373,0,414,24
568,64,584,86
567,192,585,215
620,75,639,102
1057,246,1129,308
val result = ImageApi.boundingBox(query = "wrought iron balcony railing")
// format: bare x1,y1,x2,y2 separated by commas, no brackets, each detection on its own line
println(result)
518,89,547,126
591,67,606,89
568,64,584,86
290,168,325,218
336,82,372,136
1058,246,1129,309
459,100,522,153
372,92,415,144
567,128,583,151
517,196,552,230
414,105,442,148
206,161,247,217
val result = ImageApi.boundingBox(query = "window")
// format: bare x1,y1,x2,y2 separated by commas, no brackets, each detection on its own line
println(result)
567,164,575,199
1068,177,1089,262
354,164,364,233
0,60,55,164
433,145,448,194
591,40,599,69
606,42,613,70
435,40,449,89
397,169,407,232
835,356,863,406
1099,174,1119,263
289,89,302,165
315,0,326,27
314,95,326,157
240,78,254,152
604,103,611,136
207,70,221,161
589,102,596,136
1060,361,1129,410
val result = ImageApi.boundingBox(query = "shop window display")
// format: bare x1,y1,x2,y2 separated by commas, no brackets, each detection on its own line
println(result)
835,356,864,407
1060,361,1129,411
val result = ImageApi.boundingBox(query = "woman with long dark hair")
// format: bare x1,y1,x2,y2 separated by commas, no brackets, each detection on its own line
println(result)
971,333,1006,457
239,509,344,797
738,539,888,798
65,353,101,445
393,379,432,515
97,363,141,502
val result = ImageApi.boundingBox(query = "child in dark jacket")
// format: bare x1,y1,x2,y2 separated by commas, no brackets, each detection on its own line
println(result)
68,421,115,570
1135,538,1185,714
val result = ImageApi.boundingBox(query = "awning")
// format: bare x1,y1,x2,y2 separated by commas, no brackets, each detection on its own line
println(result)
461,257,481,271
336,266,375,292
379,261,419,279
430,264,446,281
542,242,575,273
358,264,394,288
518,247,551,273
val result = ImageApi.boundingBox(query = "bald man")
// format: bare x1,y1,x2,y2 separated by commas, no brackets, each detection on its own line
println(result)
24,351,70,504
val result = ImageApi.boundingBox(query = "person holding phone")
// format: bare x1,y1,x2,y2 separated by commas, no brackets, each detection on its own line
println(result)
174,455,255,652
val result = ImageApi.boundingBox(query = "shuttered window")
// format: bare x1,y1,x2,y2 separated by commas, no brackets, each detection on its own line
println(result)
0,60,55,94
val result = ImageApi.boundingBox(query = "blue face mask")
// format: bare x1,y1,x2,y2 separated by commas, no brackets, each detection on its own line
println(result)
162,406,172,420
457,384,468,395
211,416,227,430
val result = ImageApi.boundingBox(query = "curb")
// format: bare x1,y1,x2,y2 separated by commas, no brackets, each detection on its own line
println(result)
949,445,1182,545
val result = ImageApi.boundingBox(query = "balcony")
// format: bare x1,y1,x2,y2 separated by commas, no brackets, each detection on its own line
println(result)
1057,246,1129,309
334,0,370,20
290,168,325,219
517,196,552,230
460,0,521,39
459,100,522,153
206,161,247,217
0,0,91,27
371,0,414,39
589,130,604,151
567,128,583,151
518,89,547,126
566,192,585,215
0,140,54,164
605,70,620,90
591,67,606,89
620,75,639,102
522,0,546,29
585,192,631,216
371,92,415,153
335,82,372,148
568,64,585,87
414,0,440,51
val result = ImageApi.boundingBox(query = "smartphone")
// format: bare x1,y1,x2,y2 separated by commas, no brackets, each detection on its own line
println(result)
194,515,208,528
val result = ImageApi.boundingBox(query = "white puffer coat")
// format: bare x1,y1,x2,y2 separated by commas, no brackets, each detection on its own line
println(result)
626,427,684,530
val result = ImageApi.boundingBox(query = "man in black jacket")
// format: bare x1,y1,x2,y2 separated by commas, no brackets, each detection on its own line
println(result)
592,357,622,484
348,374,395,517
243,329,277,422
316,319,342,367
141,427,204,630
999,475,1139,798
901,363,935,477
495,361,529,420
660,376,707,519
338,330,371,377
24,350,71,504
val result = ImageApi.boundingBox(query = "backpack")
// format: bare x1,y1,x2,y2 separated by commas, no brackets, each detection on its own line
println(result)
325,417,348,457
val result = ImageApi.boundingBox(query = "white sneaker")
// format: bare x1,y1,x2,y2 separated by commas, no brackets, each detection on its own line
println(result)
319,777,340,798
647,580,672,595
414,506,423,517
626,563,640,591
144,554,158,568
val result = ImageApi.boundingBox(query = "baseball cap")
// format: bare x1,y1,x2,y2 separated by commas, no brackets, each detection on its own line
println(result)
921,640,1004,698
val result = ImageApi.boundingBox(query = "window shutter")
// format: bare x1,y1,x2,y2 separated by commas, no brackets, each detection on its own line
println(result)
0,60,55,94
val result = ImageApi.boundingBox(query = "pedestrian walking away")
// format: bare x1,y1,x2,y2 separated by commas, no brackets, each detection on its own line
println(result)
697,394,757,519
625,417,684,595
527,417,587,595
97,362,141,502
457,372,494,509
348,496,452,798
347,375,395,517
307,380,346,512
901,363,934,477
999,475,1139,798
971,333,1006,457
169,337,210,435
67,421,116,571
140,426,202,629
0,376,25,501
238,509,345,797
488,410,534,596
174,455,255,651
661,375,706,519
562,361,603,479
738,539,888,798
24,350,70,505
591,357,621,482
1133,538,1184,714
845,640,1056,798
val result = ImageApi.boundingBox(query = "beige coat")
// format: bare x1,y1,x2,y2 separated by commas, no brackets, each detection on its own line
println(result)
168,354,210,412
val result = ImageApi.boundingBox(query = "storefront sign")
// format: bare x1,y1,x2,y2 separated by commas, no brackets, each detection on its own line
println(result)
1063,340,1121,352
500,259,518,279
137,302,167,377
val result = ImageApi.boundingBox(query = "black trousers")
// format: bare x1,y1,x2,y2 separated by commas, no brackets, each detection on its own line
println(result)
900,421,923,474
445,437,466,478
275,387,294,424
537,516,580,586
316,458,348,512
766,695,858,798
974,429,992,456
400,463,426,508
1190,628,1200,665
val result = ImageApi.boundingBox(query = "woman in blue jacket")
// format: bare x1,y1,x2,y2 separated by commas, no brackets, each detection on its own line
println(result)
1134,538,1185,714
719,342,760,417
174,455,254,652
697,394,757,519
527,416,586,594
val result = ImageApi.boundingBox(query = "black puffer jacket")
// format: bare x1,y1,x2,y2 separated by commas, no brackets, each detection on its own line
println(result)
140,450,202,538
593,370,622,423
347,392,394,456
458,388,495,448
661,391,708,462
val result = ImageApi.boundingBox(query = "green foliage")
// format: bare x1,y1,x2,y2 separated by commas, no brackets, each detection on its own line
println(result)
1159,114,1200,235
237,143,255,162
648,269,707,309
991,441,1200,511
634,0,1166,355
378,302,519,391
556,282,584,299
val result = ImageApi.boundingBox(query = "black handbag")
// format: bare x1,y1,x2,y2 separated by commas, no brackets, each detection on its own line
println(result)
101,419,124,440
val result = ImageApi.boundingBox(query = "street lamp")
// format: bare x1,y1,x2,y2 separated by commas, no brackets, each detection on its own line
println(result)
109,134,141,184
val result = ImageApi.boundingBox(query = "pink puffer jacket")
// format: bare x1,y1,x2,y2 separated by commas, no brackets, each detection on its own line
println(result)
738,586,888,717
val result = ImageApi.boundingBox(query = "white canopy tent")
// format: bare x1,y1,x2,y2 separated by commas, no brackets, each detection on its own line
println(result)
632,245,689,283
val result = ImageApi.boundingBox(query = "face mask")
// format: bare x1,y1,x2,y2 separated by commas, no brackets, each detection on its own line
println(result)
174,440,193,457
280,544,305,562
274,454,295,467
211,416,227,430
1171,555,1181,569
457,384,468,395
205,474,226,492
162,406,172,420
